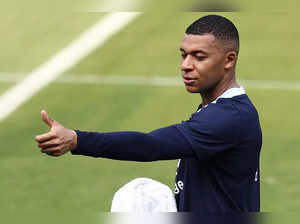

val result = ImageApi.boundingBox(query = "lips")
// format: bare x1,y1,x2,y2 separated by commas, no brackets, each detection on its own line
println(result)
182,76,197,85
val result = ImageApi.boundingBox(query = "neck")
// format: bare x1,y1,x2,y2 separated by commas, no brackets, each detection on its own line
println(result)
200,77,239,107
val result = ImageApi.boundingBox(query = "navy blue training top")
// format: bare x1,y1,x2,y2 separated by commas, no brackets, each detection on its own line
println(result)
71,89,262,212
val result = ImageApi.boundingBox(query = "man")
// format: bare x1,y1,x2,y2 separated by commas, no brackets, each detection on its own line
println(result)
35,15,262,212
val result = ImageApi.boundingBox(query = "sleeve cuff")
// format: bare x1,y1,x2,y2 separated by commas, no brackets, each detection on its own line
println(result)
70,130,85,155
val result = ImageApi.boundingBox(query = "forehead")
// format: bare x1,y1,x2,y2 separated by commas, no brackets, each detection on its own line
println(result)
180,34,222,54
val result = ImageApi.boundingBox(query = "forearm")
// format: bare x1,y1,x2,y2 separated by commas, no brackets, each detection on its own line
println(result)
71,125,194,161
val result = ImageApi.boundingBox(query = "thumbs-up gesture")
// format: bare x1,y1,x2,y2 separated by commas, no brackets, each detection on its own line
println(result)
35,110,77,157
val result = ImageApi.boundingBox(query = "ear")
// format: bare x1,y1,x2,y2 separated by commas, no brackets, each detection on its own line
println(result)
224,51,238,70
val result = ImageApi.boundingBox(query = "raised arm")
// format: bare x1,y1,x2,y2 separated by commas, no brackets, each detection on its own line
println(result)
35,110,195,161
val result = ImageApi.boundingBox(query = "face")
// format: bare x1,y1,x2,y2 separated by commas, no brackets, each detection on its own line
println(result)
180,34,230,93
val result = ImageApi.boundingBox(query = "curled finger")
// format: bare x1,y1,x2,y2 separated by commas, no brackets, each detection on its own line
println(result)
41,146,61,153
45,152,61,157
35,132,56,143
38,139,60,149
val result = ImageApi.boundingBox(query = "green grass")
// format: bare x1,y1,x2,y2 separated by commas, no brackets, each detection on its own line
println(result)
0,83,13,95
70,12,300,82
1,4,300,222
1,83,299,213
248,90,300,211
0,10,104,72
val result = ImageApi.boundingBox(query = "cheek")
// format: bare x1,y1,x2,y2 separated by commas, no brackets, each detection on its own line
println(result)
194,61,214,79
195,59,223,79
191,61,224,92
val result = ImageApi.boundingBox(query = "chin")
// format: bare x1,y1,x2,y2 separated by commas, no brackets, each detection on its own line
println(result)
185,86,201,93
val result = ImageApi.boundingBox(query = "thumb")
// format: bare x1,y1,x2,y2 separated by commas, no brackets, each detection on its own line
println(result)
41,110,54,128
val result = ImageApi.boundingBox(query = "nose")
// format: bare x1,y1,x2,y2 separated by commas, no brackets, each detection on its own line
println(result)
181,55,193,72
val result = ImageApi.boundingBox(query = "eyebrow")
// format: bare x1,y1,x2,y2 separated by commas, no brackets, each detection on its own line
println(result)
179,48,208,55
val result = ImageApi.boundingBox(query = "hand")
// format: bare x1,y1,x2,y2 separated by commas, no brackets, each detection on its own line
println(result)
35,110,77,157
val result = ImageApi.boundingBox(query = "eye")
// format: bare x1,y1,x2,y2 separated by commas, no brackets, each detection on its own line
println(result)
196,56,206,61
181,53,187,59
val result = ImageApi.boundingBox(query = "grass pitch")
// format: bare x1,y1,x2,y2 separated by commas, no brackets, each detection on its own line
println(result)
0,2,300,223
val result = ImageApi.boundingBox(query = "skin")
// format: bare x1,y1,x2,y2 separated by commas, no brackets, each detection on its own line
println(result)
180,33,239,106
35,33,240,157
35,110,77,157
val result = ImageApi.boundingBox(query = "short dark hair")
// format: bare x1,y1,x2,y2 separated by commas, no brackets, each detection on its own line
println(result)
186,15,239,54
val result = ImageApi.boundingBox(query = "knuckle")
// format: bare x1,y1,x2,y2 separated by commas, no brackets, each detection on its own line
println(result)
36,138,42,143
58,138,64,145
50,131,57,137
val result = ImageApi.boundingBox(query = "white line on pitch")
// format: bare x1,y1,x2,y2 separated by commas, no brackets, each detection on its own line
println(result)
85,0,141,12
0,73,300,90
0,12,141,122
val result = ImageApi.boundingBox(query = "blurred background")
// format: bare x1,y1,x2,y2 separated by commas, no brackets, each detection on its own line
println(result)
1,0,299,223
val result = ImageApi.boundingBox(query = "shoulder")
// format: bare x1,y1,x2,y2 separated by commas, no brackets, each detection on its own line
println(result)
216,94,260,125
174,97,243,157
177,94,260,140
190,98,241,134
185,94,259,138
174,94,261,159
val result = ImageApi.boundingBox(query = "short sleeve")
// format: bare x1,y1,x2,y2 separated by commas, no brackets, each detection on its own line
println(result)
175,103,240,161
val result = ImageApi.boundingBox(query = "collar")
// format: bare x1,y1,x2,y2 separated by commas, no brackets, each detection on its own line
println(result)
211,86,246,103
197,86,246,112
